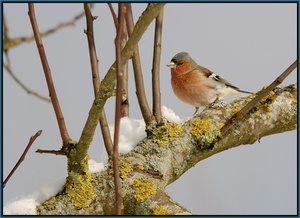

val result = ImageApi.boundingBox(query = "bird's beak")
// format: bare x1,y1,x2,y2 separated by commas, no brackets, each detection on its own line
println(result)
166,62,176,68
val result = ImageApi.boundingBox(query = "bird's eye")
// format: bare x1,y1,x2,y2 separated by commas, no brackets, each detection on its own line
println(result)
172,59,183,66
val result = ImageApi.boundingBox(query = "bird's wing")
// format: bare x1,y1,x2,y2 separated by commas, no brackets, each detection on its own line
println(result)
197,65,238,89
197,65,252,94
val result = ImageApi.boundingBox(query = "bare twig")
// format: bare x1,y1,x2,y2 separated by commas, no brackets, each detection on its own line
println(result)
109,3,129,117
121,19,129,117
152,9,164,122
3,12,11,66
3,130,42,188
3,7,87,103
3,11,9,40
35,149,64,155
125,3,154,123
113,3,126,214
4,9,51,105
4,63,51,102
108,3,118,28
84,3,113,156
221,60,298,135
28,3,71,145
4,5,89,51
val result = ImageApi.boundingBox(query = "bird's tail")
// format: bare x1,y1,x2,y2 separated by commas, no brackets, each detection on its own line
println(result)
238,89,252,94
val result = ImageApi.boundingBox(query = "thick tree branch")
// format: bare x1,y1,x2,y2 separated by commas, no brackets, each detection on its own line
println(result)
37,84,296,215
221,60,297,135
167,84,297,183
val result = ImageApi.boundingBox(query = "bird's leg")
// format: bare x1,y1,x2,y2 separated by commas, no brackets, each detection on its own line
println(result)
209,97,226,108
193,107,199,115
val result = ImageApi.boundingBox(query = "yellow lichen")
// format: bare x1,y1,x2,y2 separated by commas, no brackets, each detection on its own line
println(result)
250,86,278,113
232,106,243,113
261,104,271,112
133,178,156,202
151,122,183,146
137,165,145,170
41,196,56,205
119,157,133,179
249,86,275,101
259,89,276,113
109,156,133,179
190,119,220,147
65,155,96,208
218,123,225,129
152,205,169,215
249,93,257,99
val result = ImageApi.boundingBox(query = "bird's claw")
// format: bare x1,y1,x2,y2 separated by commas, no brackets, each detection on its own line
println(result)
208,100,226,108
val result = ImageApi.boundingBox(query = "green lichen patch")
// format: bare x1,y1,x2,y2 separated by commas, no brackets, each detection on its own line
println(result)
190,119,221,149
152,205,169,215
132,178,156,202
147,122,183,146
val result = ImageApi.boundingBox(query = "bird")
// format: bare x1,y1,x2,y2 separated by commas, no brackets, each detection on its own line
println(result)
166,52,252,114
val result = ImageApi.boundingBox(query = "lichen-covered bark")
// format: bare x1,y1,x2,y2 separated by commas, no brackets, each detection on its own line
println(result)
37,85,297,215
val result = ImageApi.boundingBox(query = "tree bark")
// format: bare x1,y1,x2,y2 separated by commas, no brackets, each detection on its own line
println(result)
36,84,297,215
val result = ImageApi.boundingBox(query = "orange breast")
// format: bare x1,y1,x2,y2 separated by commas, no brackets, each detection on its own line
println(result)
170,69,217,107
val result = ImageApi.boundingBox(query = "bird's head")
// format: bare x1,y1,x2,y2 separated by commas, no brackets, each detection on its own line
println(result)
167,52,198,75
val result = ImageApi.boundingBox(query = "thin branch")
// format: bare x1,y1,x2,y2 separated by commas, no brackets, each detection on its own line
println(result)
28,3,71,145
4,63,51,102
108,3,118,28
3,7,86,103
4,5,89,51
75,3,166,163
108,3,129,117
113,3,126,215
125,3,154,124
84,3,113,156
3,130,42,188
3,12,11,66
4,8,52,104
3,11,9,40
152,9,164,122
120,19,129,117
35,149,64,155
221,60,298,135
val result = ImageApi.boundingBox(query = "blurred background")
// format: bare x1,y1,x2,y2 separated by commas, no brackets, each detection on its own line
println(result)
3,3,297,215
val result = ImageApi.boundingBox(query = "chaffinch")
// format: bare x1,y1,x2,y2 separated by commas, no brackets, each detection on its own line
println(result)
167,52,252,114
